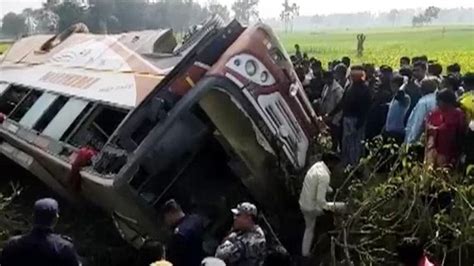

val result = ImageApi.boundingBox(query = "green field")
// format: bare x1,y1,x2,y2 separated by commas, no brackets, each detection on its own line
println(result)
278,26,474,72
1,26,473,71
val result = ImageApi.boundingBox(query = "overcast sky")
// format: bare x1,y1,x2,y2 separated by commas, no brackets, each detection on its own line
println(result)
1,0,473,19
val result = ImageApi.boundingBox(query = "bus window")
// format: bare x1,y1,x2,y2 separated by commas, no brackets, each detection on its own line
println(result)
68,106,128,150
10,90,44,122
32,95,68,132
43,98,90,140
0,85,29,116
19,92,59,129
0,83,9,95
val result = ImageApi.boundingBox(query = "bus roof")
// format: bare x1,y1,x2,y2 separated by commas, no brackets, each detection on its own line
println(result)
0,30,182,108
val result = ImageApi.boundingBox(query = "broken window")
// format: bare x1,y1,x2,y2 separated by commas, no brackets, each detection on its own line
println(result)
33,95,68,132
9,90,44,122
19,92,60,129
43,98,91,140
67,105,128,150
0,85,30,116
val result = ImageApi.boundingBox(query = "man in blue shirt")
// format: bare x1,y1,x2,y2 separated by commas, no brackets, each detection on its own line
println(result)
162,199,205,266
0,198,81,266
385,86,411,143
405,78,439,144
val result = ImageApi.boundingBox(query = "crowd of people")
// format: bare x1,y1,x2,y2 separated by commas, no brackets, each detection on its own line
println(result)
293,44,474,170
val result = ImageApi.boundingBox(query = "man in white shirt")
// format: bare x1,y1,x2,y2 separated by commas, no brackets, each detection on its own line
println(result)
299,153,346,257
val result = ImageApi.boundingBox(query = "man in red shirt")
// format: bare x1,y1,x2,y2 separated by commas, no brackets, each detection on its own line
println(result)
425,89,466,168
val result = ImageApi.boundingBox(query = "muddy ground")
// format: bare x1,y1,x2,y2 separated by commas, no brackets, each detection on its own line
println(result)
0,155,140,266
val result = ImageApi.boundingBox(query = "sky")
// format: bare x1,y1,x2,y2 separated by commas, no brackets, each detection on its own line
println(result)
1,0,473,19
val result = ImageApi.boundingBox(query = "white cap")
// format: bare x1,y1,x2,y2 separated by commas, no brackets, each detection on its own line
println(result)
201,257,226,266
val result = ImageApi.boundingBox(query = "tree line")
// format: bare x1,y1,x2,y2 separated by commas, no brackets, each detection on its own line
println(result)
1,0,261,37
267,7,474,30
2,0,472,37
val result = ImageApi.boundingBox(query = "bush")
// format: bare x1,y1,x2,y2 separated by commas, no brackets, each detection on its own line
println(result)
329,137,473,265
0,182,28,247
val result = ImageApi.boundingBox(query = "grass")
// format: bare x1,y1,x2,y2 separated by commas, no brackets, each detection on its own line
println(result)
278,25,474,72
0,44,10,54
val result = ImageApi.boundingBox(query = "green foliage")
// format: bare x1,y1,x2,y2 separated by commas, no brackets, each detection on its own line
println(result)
330,137,474,265
424,6,442,23
1,12,26,37
280,0,299,33
280,26,474,72
113,1,147,32
54,1,87,32
0,183,27,247
0,44,10,54
412,6,441,27
232,0,259,25
209,3,231,22
2,0,223,36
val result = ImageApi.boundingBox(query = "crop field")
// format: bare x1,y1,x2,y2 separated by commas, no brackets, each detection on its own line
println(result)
0,43,10,54
279,25,474,72
1,26,473,72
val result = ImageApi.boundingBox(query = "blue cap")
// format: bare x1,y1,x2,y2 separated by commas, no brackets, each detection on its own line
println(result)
34,198,59,226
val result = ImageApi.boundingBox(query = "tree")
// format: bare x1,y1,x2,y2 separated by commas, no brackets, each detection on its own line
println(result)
87,0,117,33
280,0,299,33
54,1,87,32
412,6,441,27
412,14,425,27
144,2,166,30
423,6,441,23
388,9,399,27
114,0,147,32
208,2,231,22
231,0,259,25
1,12,26,37
20,5,59,34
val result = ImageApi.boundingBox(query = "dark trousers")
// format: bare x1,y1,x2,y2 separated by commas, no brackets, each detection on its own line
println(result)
329,123,342,151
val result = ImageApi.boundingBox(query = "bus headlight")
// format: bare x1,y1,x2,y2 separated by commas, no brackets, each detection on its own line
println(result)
245,60,257,76
225,54,276,87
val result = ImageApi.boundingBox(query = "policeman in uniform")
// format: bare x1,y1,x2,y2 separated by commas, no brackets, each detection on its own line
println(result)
215,202,266,266
162,199,205,266
0,198,80,266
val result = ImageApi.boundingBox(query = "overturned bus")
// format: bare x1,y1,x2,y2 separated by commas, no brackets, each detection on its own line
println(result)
0,17,319,252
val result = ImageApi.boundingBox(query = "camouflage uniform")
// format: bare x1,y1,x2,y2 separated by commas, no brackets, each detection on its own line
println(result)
215,202,266,266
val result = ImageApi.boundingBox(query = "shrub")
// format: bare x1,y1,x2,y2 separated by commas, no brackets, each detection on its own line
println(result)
329,137,473,265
